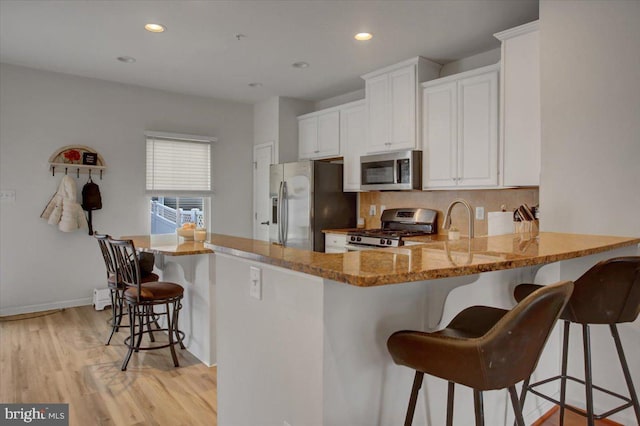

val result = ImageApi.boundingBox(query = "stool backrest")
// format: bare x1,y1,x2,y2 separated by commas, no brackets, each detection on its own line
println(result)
480,280,574,389
108,238,142,302
94,233,116,277
568,256,640,324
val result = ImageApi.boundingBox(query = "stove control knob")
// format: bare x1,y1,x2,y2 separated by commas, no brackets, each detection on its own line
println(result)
350,236,356,242
386,240,392,245
356,236,362,242
380,238,385,245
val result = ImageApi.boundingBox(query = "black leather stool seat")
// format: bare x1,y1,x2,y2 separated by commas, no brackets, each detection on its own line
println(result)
387,281,573,426
514,256,640,426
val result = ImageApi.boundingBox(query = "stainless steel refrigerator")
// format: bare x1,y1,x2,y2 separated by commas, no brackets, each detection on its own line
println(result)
269,161,356,252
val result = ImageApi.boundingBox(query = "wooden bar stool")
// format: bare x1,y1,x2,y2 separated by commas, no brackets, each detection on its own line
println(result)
514,256,640,426
94,233,159,345
387,280,574,426
108,238,186,371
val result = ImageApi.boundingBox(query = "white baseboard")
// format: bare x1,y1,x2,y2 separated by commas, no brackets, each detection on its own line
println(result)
0,297,92,317
565,395,635,426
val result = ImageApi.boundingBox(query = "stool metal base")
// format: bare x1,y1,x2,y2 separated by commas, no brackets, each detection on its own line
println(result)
519,321,640,426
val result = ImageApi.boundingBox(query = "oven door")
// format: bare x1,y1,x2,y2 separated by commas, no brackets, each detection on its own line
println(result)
345,243,381,252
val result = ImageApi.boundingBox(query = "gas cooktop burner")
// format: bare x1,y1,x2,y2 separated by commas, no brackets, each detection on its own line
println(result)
346,208,438,248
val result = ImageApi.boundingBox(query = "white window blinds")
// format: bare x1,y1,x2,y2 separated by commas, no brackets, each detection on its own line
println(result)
145,132,215,194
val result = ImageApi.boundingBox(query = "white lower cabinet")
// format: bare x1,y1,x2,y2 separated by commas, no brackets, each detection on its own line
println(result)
340,101,365,192
422,64,499,189
325,233,348,253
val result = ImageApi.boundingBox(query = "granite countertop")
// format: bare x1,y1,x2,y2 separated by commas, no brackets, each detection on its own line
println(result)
125,234,214,256
125,232,639,287
321,228,360,234
206,232,639,286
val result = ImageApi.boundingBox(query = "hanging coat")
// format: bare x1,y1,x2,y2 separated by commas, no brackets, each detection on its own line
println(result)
41,175,88,232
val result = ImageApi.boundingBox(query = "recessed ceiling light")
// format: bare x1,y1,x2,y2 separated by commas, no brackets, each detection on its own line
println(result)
248,82,262,88
292,61,310,69
117,56,136,63
354,32,373,41
144,23,166,33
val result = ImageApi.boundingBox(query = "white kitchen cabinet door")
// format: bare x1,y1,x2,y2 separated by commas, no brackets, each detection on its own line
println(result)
340,101,365,192
495,21,540,186
388,65,416,151
457,71,498,187
298,110,339,160
298,116,318,160
423,81,458,188
422,64,499,189
365,74,389,153
325,233,348,253
316,110,340,158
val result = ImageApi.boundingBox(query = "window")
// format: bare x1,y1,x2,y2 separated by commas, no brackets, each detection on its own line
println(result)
145,131,216,234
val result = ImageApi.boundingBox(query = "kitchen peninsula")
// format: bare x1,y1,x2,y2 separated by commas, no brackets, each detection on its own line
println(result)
130,232,639,426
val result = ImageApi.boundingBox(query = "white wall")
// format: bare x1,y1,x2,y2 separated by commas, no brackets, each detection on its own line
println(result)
540,1,640,423
0,63,253,315
439,47,501,77
252,96,312,163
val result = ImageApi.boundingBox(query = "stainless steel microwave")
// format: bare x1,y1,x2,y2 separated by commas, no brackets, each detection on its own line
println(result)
360,150,422,191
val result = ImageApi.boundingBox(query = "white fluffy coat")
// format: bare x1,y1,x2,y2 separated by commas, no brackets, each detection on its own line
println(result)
41,175,88,232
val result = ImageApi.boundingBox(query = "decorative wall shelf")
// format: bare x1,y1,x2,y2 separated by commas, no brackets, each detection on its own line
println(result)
48,145,107,179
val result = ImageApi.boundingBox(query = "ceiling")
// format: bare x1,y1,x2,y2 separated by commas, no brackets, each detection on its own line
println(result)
0,0,538,104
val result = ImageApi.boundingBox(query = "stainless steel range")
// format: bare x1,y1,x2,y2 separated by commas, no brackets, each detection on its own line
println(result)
346,208,438,250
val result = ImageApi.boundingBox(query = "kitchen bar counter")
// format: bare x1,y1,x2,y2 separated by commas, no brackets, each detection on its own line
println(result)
206,232,638,286
125,234,214,256
126,232,640,287
130,230,638,425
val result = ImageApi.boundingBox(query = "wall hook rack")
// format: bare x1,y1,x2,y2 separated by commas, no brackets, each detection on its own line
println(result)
48,145,107,179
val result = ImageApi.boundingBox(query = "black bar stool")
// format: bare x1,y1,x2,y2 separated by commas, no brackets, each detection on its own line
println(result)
387,280,574,426
94,233,159,345
109,238,186,370
514,256,640,426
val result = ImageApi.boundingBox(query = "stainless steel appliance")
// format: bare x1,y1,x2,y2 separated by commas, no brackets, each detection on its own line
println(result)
270,161,356,252
346,208,437,250
360,150,422,191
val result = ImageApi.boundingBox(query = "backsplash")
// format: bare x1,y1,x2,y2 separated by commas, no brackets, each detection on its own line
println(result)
359,188,539,236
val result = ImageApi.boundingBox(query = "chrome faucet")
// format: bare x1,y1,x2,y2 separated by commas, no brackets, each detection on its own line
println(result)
443,198,475,238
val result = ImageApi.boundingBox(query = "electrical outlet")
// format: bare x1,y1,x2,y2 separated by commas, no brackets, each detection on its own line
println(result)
369,205,376,216
0,190,15,203
475,206,485,220
249,266,261,300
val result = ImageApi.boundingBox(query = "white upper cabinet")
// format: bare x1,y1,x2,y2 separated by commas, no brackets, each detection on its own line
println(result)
339,101,366,192
362,57,441,154
422,64,499,189
495,21,540,186
298,109,340,160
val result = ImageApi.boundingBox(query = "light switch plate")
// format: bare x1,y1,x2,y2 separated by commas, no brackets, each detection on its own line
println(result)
369,205,376,216
475,206,485,220
249,266,262,300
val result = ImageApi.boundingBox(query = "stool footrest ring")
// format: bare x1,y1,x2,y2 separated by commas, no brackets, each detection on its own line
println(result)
527,375,634,420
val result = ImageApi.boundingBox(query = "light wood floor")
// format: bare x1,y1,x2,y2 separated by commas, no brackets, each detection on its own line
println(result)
0,306,217,425
533,406,623,426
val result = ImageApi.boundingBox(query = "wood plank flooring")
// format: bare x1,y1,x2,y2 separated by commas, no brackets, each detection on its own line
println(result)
532,406,623,426
0,306,217,425
1,306,631,426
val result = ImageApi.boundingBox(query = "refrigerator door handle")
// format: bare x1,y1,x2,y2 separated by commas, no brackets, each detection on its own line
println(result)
277,181,284,244
282,181,289,246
